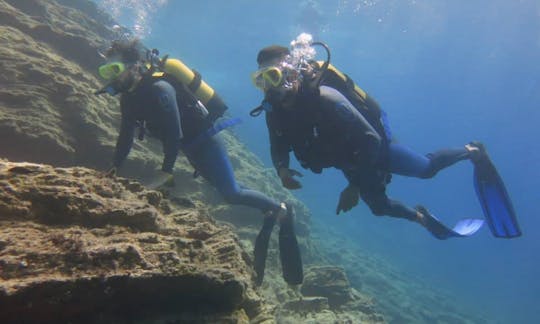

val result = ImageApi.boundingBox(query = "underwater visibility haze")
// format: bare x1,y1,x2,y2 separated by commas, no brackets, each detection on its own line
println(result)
1,0,538,322
114,1,539,322
98,0,540,323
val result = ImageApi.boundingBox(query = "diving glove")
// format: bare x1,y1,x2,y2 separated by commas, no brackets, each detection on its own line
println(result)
278,168,303,190
336,184,360,215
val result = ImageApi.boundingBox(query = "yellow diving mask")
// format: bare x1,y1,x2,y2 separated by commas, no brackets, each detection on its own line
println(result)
251,66,284,90
98,62,126,80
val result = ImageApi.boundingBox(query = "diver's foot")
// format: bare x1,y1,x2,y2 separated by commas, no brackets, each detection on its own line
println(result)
415,205,449,240
263,202,287,222
465,141,486,163
275,202,289,223
415,205,429,227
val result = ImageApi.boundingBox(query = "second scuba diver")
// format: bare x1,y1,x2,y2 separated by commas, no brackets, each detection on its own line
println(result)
250,33,521,239
95,37,303,285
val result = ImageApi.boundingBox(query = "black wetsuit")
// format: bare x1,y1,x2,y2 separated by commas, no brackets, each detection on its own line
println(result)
267,85,471,221
113,76,281,212
267,86,382,174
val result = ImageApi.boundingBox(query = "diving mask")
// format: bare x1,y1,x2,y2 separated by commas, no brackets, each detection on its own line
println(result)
251,64,300,91
95,63,142,96
98,62,126,80
251,66,283,90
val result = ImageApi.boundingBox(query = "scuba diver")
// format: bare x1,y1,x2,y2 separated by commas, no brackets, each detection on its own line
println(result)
250,33,521,239
95,37,303,285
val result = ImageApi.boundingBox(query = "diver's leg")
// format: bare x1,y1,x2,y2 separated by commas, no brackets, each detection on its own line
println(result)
347,168,420,222
388,143,470,178
359,187,455,239
361,188,419,222
358,182,479,239
187,135,281,212
187,136,302,284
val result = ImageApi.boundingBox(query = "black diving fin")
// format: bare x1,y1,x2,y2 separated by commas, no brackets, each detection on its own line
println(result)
278,204,303,285
416,206,484,240
471,143,521,238
253,214,276,286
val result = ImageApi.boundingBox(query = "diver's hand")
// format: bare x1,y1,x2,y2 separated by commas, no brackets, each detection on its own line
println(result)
105,166,117,178
147,170,175,189
278,168,303,190
336,184,360,215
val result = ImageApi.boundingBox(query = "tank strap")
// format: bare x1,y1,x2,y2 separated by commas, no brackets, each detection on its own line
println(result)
188,69,202,93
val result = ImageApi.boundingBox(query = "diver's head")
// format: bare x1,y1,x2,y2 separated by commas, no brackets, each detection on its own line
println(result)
103,38,145,64
252,45,302,108
256,45,290,66
96,38,146,95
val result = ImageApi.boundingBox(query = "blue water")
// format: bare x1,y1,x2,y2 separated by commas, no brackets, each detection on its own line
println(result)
97,1,540,322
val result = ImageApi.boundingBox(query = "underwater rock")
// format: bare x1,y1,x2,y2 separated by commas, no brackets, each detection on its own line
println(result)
276,290,384,324
0,160,267,322
266,265,385,323
282,296,330,313
0,0,120,168
301,265,353,308
310,224,493,324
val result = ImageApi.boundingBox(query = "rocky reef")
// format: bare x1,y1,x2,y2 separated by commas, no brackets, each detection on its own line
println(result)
0,159,384,323
311,224,492,324
0,0,386,322
0,160,264,322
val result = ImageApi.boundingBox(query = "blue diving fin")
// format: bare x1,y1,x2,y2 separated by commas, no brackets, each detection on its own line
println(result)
416,206,484,240
472,144,521,238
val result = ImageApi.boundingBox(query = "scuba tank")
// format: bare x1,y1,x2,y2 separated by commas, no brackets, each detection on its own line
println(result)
159,57,228,122
147,50,240,148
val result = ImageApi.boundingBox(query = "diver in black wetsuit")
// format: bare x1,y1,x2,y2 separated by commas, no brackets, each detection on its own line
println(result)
95,38,303,284
250,43,502,240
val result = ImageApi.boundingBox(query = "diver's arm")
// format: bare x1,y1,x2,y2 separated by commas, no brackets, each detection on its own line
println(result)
161,133,181,173
345,99,382,166
321,86,382,166
271,141,291,173
266,113,290,172
153,80,183,173
266,113,302,189
113,101,137,169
